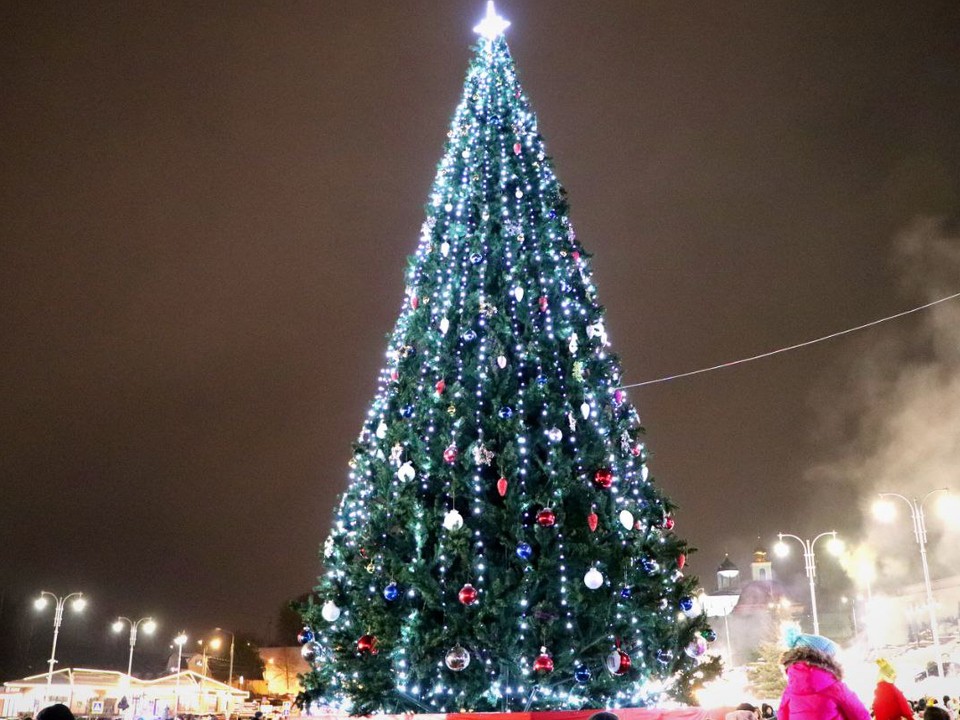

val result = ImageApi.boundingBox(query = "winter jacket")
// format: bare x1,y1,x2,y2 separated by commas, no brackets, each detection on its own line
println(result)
778,650,871,720
872,680,914,720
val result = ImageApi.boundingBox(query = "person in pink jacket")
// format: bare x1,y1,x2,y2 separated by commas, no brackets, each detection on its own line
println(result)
778,630,871,720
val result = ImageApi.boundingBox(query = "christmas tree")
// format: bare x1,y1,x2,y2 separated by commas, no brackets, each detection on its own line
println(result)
300,3,718,713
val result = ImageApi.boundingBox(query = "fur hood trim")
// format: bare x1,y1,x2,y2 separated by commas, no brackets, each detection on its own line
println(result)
781,645,843,679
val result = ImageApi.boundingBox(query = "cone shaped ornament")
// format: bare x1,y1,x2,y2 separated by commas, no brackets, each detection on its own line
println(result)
301,6,714,713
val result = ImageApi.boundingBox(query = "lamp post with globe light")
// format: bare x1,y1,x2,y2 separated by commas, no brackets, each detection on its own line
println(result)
774,531,844,635
172,632,187,718
112,616,157,677
873,488,957,679
35,591,86,689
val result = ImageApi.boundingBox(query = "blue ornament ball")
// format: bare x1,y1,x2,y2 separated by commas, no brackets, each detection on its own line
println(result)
470,252,483,265
296,627,313,646
620,586,632,599
516,542,533,561
702,628,718,643
679,596,695,613
499,406,514,419
641,557,659,575
400,405,414,418
536,375,548,386
656,649,674,665
383,582,399,602
574,666,592,684
463,330,477,341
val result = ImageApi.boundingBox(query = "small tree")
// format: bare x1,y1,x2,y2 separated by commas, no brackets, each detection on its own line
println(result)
746,642,786,700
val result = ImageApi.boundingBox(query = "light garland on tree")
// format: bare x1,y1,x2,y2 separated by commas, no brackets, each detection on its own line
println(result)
300,2,719,713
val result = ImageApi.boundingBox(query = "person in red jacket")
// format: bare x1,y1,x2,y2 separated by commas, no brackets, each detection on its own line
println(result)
872,658,915,720
778,629,871,720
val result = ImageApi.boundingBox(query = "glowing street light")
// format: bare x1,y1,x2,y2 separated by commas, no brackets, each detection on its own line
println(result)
873,488,952,678
112,616,157,677
173,632,188,718
34,591,86,688
774,531,841,635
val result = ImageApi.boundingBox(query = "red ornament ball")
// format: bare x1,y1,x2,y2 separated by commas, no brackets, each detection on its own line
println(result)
572,250,581,262
435,379,446,395
533,647,554,673
538,296,549,312
496,477,508,497
663,515,675,531
605,647,631,676
443,445,458,464
410,296,419,309
536,508,557,527
357,634,378,655
458,583,478,606
513,142,522,155
594,467,614,489
587,511,599,532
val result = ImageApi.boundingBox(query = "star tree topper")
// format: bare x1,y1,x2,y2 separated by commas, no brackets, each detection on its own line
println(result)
474,1,510,41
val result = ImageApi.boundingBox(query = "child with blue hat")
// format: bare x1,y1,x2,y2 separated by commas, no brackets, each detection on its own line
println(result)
777,626,870,720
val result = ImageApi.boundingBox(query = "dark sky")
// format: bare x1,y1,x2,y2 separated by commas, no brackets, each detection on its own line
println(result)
2,0,959,654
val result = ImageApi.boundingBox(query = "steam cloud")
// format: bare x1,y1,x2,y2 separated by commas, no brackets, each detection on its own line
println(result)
806,216,960,592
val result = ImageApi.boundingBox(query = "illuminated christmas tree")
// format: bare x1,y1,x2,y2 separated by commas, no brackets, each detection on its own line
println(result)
299,3,718,713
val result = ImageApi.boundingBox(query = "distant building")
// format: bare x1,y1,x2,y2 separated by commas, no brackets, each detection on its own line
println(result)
0,668,247,718
700,543,799,666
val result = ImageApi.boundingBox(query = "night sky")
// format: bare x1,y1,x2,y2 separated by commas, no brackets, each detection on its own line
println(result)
2,0,959,660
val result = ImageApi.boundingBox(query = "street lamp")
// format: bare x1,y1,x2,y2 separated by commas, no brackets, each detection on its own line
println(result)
874,488,953,678
34,591,86,688
172,632,187,719
212,628,236,686
112,616,157,677
197,639,210,677
774,531,842,635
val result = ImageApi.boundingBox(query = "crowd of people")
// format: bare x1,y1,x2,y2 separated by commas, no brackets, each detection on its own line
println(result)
729,632,956,720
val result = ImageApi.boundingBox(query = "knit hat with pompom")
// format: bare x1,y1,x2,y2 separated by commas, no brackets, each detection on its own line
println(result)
783,624,839,657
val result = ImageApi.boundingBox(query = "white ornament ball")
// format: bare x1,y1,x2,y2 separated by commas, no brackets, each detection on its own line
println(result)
497,355,507,369
514,287,525,302
641,466,650,481
685,636,708,659
445,644,471,671
443,509,464,531
441,242,450,257
440,318,450,335
396,462,415,482
546,427,563,443
584,567,604,590
375,422,388,439
321,601,341,622
580,402,591,419
619,510,635,530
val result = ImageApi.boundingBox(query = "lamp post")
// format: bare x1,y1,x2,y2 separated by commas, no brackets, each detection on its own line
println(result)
874,489,953,678
840,596,859,636
34,591,86,689
173,632,187,719
774,531,843,635
112,616,157,677
198,639,209,677
213,628,236,686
